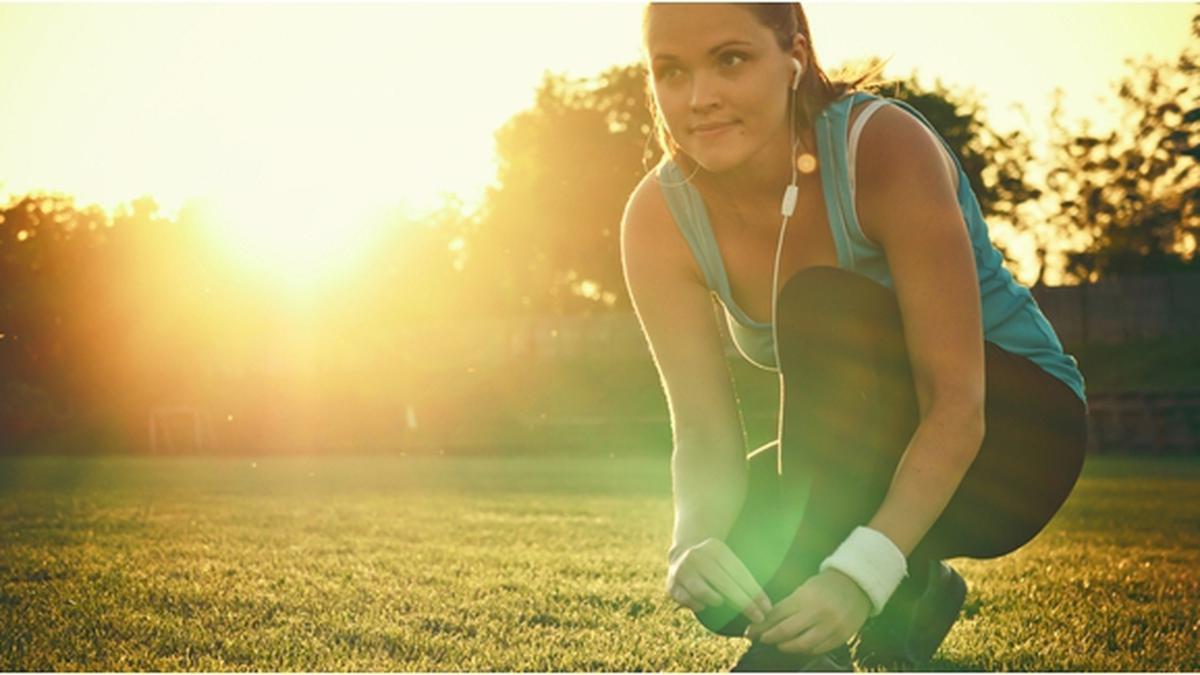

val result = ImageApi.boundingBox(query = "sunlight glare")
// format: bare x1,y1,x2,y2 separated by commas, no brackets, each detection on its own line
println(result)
205,180,383,295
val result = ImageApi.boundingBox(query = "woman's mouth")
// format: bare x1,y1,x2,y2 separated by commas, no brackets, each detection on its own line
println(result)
691,121,738,137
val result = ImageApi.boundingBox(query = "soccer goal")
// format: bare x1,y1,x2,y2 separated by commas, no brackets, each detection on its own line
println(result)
147,405,216,454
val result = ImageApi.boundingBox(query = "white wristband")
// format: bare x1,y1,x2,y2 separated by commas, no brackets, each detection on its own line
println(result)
819,526,908,617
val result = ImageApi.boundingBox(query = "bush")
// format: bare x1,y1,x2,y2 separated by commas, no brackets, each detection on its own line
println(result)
0,379,66,441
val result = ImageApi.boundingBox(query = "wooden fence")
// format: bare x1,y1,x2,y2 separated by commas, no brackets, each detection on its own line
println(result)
115,274,1197,456
417,274,1200,365
1086,390,1200,455
1031,274,1200,345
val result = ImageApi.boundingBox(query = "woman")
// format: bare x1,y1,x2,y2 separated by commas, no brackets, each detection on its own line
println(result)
620,3,1088,672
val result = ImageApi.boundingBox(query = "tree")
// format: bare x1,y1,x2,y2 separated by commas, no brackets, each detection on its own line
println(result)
469,64,655,316
1043,12,1199,282
0,193,109,397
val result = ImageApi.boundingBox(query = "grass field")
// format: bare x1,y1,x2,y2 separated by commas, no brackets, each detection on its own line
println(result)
1,454,1197,671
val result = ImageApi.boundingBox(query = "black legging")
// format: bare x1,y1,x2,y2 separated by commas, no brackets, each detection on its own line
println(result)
695,266,1088,637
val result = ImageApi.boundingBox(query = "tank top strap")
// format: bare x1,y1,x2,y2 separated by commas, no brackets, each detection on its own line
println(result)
847,98,893,202
655,160,719,292
815,90,880,271
655,159,770,329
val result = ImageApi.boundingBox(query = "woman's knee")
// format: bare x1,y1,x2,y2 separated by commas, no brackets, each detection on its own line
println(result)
775,267,902,365
776,267,893,322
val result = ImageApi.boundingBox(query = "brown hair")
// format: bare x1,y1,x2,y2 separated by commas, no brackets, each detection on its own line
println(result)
643,2,890,166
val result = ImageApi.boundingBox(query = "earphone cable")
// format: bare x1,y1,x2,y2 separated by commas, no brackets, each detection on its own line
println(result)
771,85,801,375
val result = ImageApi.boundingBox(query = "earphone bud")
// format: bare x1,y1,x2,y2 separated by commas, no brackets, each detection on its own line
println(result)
791,57,803,91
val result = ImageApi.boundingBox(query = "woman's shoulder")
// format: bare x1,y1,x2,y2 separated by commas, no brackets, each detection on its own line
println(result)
621,160,706,286
851,95,957,178
622,161,672,235
852,99,963,246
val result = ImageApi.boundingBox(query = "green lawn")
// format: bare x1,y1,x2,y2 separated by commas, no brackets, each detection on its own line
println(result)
1,454,1197,671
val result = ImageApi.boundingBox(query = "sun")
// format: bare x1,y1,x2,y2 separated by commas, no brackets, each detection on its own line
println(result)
200,181,388,296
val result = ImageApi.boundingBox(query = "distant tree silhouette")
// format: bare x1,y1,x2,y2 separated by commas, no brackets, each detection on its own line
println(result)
470,64,654,316
1,193,106,440
1044,11,1199,282
0,194,106,396
0,192,247,443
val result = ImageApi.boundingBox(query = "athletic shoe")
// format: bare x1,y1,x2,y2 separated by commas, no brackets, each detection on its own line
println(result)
730,643,853,672
853,560,967,670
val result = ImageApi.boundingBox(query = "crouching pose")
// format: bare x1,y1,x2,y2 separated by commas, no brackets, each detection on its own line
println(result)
620,3,1087,671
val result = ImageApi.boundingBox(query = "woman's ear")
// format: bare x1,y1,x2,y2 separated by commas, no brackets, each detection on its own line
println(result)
790,34,809,71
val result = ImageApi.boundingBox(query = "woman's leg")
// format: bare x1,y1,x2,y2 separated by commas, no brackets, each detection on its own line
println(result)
856,337,1088,667
693,266,1087,643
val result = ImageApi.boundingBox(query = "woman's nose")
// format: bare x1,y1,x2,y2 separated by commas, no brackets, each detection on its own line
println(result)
689,70,722,112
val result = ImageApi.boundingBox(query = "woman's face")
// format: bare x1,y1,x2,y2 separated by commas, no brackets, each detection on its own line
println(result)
643,4,795,174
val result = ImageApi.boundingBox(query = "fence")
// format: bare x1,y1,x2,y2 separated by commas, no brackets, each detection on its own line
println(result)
80,274,1197,456
1030,274,1200,345
184,275,1184,376
1086,390,1200,455
420,274,1200,366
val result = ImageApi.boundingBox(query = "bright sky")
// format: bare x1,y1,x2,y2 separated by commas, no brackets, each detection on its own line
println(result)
0,2,1193,286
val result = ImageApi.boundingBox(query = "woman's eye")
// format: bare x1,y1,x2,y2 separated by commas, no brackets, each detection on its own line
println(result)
656,66,682,81
719,52,748,68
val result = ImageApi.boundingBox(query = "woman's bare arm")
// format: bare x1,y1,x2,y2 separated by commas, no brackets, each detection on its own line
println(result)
855,104,988,556
620,173,750,561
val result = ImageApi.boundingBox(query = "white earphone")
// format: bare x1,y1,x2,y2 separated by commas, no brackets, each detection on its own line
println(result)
772,55,806,374
780,57,804,217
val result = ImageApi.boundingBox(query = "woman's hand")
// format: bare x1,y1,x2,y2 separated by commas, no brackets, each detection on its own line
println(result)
666,538,773,623
744,569,871,655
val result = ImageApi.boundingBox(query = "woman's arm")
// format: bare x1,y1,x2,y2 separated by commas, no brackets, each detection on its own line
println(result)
620,174,751,558
622,172,774,623
746,102,986,655
855,103,986,557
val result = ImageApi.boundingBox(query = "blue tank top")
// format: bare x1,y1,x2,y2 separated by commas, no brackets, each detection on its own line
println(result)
656,90,1086,404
